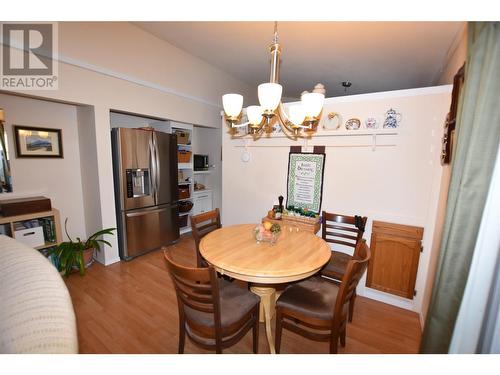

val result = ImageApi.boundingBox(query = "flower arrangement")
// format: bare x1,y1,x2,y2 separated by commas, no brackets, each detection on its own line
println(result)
286,205,320,219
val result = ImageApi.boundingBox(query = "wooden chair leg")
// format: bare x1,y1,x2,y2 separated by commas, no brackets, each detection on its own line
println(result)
275,308,283,354
348,289,357,322
215,335,223,354
253,306,260,354
340,327,346,347
178,318,186,354
330,331,339,354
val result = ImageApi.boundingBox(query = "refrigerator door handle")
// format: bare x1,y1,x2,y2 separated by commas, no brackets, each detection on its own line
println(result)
149,137,157,202
153,132,160,205
126,206,171,218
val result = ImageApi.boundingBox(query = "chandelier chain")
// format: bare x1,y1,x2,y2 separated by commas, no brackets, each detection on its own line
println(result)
273,21,278,44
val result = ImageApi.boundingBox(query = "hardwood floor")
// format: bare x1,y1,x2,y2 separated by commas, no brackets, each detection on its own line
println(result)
64,235,422,354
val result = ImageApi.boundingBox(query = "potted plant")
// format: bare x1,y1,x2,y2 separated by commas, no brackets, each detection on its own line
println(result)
50,218,116,276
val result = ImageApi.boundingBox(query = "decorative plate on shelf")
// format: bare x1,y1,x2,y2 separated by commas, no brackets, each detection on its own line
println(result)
365,117,378,129
345,118,361,130
383,108,403,128
323,112,342,130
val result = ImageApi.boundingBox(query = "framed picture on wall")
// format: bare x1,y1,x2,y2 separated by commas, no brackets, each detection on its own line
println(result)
13,125,63,158
286,152,326,214
441,64,465,165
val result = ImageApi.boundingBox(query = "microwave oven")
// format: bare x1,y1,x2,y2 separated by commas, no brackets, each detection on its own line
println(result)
194,154,209,171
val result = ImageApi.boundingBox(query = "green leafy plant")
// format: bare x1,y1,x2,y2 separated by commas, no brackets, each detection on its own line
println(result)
270,223,281,233
286,205,318,218
49,218,116,276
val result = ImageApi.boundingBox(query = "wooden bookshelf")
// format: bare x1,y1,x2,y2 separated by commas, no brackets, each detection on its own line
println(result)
0,208,63,249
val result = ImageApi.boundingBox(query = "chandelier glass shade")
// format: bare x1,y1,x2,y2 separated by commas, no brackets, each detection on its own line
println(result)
222,22,325,137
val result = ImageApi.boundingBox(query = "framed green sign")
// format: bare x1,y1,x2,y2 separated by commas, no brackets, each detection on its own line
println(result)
286,152,326,214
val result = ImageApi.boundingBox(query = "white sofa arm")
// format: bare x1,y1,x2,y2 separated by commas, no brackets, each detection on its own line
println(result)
0,235,78,353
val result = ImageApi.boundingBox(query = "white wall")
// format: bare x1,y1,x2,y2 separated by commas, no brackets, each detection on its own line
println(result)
76,105,104,262
420,24,467,324
109,112,165,128
438,24,467,84
0,93,87,240
58,22,257,111
222,86,452,315
1,22,254,264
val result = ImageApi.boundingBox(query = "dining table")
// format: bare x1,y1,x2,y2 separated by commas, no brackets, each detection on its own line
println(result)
199,223,331,354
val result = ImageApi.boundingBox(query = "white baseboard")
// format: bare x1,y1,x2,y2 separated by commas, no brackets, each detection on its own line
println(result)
95,256,121,266
419,313,426,331
104,256,121,266
360,287,415,312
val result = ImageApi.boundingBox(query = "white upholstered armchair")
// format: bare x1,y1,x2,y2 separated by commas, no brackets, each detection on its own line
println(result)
0,235,78,353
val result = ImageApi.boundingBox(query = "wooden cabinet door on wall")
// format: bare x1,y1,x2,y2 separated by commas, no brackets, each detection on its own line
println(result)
366,221,423,299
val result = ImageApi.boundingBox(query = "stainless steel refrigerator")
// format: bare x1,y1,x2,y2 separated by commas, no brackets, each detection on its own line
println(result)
111,127,179,260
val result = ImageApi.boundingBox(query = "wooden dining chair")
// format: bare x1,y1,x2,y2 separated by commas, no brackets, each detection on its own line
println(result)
319,211,367,321
190,208,221,268
275,239,371,354
164,249,260,354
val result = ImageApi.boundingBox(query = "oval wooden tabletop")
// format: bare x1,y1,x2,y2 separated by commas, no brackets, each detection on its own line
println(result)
199,224,331,284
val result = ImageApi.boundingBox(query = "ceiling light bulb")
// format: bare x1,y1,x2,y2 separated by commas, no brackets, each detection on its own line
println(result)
288,105,306,126
222,94,243,118
301,92,325,118
246,105,263,125
258,83,283,112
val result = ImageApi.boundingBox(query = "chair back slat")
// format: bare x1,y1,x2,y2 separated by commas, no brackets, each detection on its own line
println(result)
164,249,221,322
196,222,219,235
322,211,367,249
179,295,215,313
324,223,360,233
190,208,221,268
324,231,359,242
324,238,358,248
332,240,371,328
173,276,215,305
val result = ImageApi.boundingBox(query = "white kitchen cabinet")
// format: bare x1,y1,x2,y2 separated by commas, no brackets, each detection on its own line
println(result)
192,190,213,215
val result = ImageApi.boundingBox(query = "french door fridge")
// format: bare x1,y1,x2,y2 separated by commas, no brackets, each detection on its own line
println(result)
111,127,179,260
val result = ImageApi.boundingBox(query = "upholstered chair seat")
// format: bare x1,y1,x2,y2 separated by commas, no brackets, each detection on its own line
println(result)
183,279,259,332
320,252,351,280
276,276,340,322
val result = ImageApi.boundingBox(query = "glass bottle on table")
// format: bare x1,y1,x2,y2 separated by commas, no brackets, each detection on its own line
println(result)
275,195,284,219
274,205,282,219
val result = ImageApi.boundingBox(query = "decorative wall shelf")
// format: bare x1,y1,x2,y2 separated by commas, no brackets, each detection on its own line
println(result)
233,128,398,139
315,129,399,137
232,129,399,151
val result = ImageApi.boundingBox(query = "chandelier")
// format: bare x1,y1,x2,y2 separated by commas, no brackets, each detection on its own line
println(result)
222,22,325,138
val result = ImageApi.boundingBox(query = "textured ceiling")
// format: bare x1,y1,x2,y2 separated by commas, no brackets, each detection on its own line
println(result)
135,21,464,98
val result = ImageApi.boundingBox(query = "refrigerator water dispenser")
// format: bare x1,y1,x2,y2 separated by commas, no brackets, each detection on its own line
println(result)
126,169,150,198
